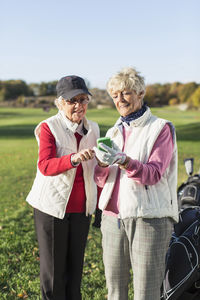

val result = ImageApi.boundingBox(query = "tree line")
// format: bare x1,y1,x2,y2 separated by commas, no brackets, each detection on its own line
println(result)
0,79,199,109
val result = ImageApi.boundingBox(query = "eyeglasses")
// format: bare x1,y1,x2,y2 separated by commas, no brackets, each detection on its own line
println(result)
66,97,90,105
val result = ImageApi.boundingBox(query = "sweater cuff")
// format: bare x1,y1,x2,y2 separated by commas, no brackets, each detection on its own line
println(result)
125,159,138,171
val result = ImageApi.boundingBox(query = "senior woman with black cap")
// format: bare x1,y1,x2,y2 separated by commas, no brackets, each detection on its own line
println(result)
26,75,100,300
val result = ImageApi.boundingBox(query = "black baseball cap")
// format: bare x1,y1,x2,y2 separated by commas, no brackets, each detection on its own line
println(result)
56,75,92,100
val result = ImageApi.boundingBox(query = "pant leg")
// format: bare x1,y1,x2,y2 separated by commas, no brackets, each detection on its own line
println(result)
34,208,70,300
92,208,102,228
101,214,131,300
66,213,91,300
124,217,173,300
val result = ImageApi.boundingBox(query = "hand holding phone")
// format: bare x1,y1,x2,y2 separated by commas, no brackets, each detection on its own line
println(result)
94,138,127,166
97,137,112,152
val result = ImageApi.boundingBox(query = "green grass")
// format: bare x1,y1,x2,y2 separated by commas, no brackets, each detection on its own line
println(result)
0,106,199,299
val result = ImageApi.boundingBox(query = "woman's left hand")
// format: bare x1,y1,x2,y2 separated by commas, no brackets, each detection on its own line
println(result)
71,149,95,164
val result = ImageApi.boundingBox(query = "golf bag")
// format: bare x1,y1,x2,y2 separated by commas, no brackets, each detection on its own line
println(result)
177,174,200,208
177,158,200,208
161,207,200,300
161,158,200,300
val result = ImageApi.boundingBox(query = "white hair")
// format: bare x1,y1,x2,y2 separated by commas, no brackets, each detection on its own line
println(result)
54,96,65,110
107,67,146,96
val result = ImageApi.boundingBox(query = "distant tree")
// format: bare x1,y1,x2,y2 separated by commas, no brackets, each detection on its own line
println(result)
144,84,164,106
0,87,6,102
189,86,200,108
0,80,32,100
0,78,199,108
169,82,181,101
38,81,57,96
144,85,157,106
89,88,114,108
169,98,179,106
157,83,171,105
177,82,198,103
169,82,180,93
38,82,48,96
29,83,40,96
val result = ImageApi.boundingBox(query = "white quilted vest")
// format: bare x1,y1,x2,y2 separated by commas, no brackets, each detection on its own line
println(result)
26,112,100,219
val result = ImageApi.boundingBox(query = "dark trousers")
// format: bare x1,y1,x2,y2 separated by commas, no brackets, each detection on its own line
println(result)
34,209,91,300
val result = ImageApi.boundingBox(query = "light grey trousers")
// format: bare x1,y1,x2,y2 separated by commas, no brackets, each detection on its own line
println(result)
101,214,173,300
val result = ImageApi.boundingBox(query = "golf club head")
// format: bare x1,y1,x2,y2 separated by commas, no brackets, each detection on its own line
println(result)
184,158,194,176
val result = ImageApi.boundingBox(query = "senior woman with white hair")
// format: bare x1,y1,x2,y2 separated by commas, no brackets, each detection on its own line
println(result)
26,75,99,300
94,67,178,300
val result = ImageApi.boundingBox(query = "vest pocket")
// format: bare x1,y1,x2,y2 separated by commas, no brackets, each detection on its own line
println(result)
144,185,159,209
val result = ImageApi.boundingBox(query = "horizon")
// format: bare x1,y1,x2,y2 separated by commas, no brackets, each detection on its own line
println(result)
1,78,199,90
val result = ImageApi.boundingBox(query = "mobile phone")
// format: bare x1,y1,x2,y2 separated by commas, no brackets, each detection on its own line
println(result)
97,137,112,152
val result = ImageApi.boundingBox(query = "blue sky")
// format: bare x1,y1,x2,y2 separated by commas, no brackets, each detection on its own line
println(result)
1,0,199,89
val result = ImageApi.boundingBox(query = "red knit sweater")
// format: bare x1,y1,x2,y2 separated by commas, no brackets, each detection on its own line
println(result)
38,122,86,213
